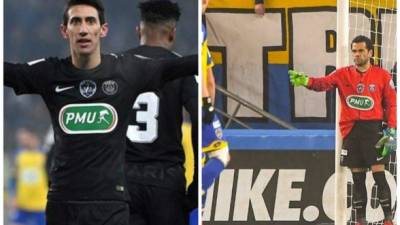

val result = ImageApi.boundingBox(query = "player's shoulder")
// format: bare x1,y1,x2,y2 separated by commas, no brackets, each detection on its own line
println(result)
371,65,391,75
99,53,120,67
26,57,60,67
331,66,354,77
338,65,353,73
123,46,180,60
22,57,61,76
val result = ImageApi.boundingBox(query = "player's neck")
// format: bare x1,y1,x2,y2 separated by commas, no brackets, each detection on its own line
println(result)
71,50,101,70
141,38,172,50
356,62,371,73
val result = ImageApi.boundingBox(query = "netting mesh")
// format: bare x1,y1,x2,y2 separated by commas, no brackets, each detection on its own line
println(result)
349,0,397,74
347,1,397,224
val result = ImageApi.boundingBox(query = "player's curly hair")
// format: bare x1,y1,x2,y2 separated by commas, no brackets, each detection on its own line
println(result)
138,0,181,23
63,0,106,26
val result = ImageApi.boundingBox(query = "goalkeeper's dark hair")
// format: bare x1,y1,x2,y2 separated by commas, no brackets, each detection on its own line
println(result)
138,0,181,24
351,35,373,51
63,0,106,26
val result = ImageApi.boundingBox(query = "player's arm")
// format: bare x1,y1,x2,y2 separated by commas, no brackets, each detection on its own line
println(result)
377,71,397,155
182,76,199,165
202,47,215,124
154,54,198,85
202,147,230,191
382,73,397,129
182,76,199,211
5,59,52,95
137,54,197,92
201,120,230,192
289,69,339,91
207,67,216,103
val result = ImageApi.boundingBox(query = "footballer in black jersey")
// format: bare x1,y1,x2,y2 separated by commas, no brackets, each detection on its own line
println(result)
125,46,197,190
124,2,198,225
125,47,197,225
4,1,196,225
5,53,195,201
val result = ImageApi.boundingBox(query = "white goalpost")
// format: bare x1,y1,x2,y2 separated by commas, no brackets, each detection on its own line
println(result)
336,1,397,225
336,1,349,225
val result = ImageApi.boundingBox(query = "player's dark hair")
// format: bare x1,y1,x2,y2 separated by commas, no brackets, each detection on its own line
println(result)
351,35,373,51
63,0,106,26
138,0,181,24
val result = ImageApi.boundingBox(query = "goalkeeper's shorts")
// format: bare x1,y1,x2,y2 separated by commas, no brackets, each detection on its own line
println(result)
341,121,389,167
202,114,228,153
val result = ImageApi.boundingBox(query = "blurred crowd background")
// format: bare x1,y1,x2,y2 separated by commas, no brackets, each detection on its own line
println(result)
4,1,197,224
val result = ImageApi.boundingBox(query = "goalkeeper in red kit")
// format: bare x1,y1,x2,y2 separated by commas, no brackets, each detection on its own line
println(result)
289,35,396,225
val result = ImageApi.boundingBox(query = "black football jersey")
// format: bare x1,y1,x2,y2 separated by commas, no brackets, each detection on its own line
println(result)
123,46,198,190
5,53,196,201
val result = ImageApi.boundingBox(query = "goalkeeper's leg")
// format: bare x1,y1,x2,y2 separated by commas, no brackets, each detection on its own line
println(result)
351,170,367,224
371,165,392,221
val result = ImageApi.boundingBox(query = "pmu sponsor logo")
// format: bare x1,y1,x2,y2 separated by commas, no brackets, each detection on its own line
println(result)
59,103,118,134
203,169,396,224
346,95,374,110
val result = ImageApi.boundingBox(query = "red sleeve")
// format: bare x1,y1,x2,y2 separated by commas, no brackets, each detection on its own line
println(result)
306,69,340,92
382,71,397,128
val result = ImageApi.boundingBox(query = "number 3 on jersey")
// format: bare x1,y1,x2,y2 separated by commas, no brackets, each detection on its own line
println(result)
127,92,160,143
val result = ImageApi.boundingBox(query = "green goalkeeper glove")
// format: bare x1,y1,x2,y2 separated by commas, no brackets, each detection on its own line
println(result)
289,70,309,87
375,128,396,157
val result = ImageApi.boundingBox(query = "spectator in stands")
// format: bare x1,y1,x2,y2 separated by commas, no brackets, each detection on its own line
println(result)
9,127,47,225
254,0,265,16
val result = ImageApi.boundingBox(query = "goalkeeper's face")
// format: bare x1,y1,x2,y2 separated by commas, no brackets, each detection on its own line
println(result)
61,4,108,57
351,42,372,67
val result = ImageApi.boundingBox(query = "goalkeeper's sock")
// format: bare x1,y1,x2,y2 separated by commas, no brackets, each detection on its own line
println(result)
352,172,367,221
202,158,225,191
372,172,392,220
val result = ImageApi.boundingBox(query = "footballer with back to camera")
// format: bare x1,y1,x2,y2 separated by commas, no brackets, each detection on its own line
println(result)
4,0,197,224
123,1,198,225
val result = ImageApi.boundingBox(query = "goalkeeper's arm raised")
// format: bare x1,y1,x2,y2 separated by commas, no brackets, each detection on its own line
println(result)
288,69,339,91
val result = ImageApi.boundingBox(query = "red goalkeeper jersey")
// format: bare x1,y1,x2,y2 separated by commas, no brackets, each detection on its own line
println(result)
307,65,396,138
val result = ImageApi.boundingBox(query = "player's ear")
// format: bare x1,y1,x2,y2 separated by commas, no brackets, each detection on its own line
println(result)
60,24,68,39
136,25,141,41
100,23,109,38
169,27,176,43
368,49,373,58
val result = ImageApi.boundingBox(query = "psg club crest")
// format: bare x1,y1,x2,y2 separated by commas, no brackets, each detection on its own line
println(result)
368,84,376,92
102,80,118,95
356,83,364,94
79,80,97,98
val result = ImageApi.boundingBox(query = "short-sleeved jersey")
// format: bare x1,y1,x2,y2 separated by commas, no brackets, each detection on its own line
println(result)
202,24,214,85
307,65,397,138
5,54,196,201
123,46,198,190
15,150,48,211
